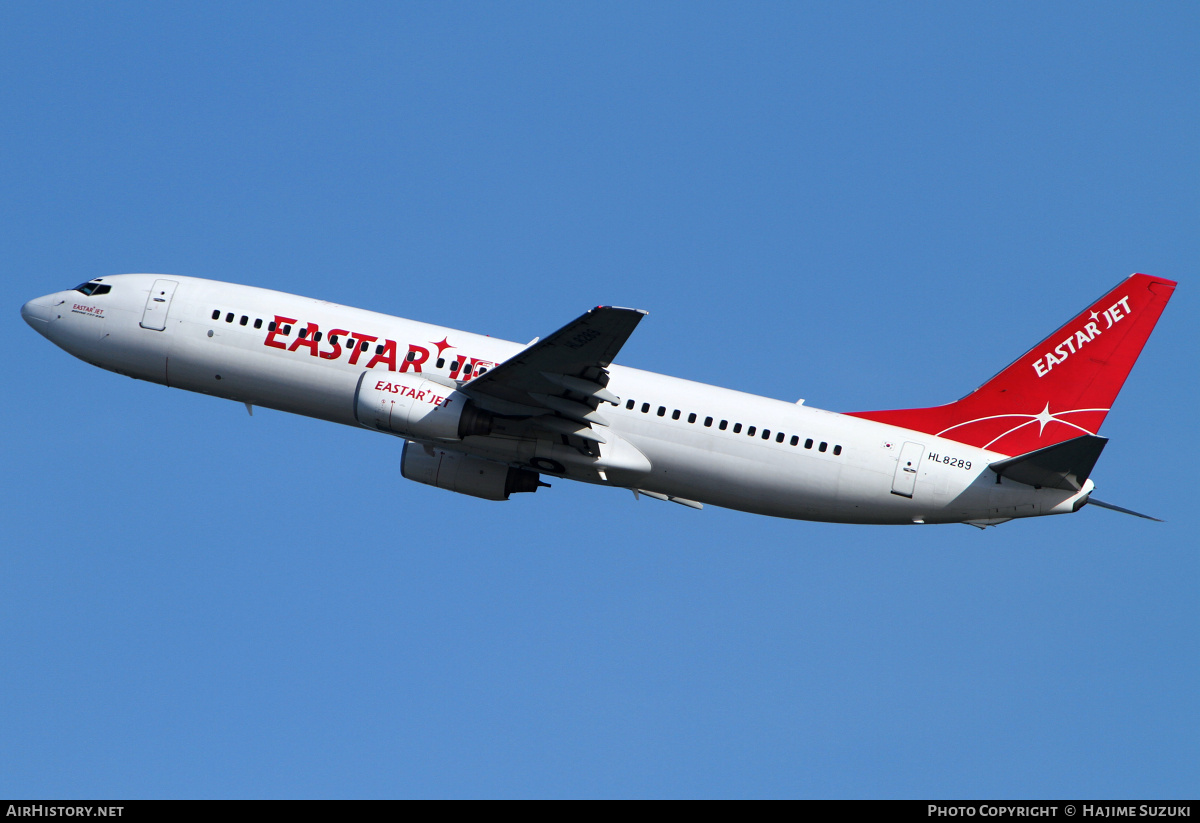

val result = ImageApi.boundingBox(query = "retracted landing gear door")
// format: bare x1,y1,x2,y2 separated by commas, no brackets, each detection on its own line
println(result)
140,279,179,331
891,441,925,498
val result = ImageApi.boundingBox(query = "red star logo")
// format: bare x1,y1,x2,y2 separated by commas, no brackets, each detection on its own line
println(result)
431,337,454,358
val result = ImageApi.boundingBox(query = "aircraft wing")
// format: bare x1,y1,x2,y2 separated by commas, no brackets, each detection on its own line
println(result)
460,306,647,434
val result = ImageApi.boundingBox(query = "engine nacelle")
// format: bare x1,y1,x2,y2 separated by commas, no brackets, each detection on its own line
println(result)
354,371,492,440
401,441,545,501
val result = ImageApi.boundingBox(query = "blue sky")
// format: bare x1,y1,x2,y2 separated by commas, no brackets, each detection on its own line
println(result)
3,2,1196,798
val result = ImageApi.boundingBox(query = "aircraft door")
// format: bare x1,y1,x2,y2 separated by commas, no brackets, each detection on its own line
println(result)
891,441,925,498
140,279,179,331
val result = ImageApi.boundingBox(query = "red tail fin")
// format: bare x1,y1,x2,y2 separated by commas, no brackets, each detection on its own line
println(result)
847,273,1176,456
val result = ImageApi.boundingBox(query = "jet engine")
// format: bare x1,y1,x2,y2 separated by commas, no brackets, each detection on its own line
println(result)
354,371,492,440
401,441,545,501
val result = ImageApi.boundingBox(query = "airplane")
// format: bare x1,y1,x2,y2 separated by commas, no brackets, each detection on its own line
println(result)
21,272,1175,527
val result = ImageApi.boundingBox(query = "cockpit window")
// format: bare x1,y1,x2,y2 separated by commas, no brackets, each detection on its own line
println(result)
73,282,112,296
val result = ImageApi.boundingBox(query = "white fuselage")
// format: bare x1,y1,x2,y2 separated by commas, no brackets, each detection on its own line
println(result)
22,274,1091,525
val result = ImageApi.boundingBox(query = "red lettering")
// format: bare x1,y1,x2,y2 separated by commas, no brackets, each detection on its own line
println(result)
320,328,348,360
288,323,322,356
399,344,430,373
347,333,378,366
448,356,493,380
366,338,398,371
264,314,297,350
375,380,386,391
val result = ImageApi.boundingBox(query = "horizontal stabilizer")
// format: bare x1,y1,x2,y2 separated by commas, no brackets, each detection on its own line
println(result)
1086,497,1163,522
989,434,1107,491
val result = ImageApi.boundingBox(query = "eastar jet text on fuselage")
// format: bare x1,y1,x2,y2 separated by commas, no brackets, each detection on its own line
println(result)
22,272,1175,526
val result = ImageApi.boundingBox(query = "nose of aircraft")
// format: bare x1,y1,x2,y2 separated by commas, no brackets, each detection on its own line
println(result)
21,294,55,327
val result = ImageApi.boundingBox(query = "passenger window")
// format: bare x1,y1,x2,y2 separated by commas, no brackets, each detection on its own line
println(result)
819,442,828,452
406,350,415,361
313,331,322,342
361,341,369,352
733,423,742,433
254,318,262,329
687,413,696,423
463,363,473,374
240,316,248,326
719,420,728,430
672,410,680,420
747,426,756,436
833,445,842,456
330,335,339,345
376,344,383,354
283,325,292,335
437,358,445,368
805,439,813,449
657,406,666,417
212,310,220,320
761,429,770,439
626,399,635,410
790,435,799,446
776,432,785,443
704,417,713,427
268,321,276,332
642,403,650,413
477,367,487,375
225,313,234,323
299,327,308,339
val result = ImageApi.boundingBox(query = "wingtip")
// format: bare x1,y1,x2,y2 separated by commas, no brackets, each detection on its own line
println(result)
594,305,649,315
